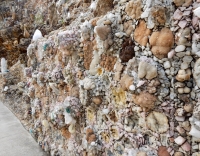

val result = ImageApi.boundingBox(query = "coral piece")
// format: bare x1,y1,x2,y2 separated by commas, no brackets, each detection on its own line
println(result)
151,6,166,25
158,146,170,156
134,20,151,46
132,92,156,110
173,0,192,7
120,74,134,91
124,20,134,36
138,61,157,80
112,88,126,107
176,69,191,82
149,28,174,59
95,25,111,41
125,0,142,19
100,54,117,71
94,0,113,17
86,128,96,144
146,111,169,133
81,77,95,90
120,38,135,62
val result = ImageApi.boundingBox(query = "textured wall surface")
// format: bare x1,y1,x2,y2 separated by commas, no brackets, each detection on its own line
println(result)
1,0,200,156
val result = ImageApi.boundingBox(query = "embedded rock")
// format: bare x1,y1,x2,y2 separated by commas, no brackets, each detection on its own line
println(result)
149,28,174,59
134,20,151,46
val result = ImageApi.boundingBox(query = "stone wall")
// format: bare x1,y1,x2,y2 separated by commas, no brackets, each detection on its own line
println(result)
1,0,200,156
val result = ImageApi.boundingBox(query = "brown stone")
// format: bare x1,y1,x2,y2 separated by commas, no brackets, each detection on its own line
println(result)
100,54,117,71
94,0,114,17
83,41,94,70
149,28,174,59
134,20,151,46
158,146,170,156
132,92,156,110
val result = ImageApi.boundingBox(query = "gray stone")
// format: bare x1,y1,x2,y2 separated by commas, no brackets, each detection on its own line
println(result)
175,45,186,52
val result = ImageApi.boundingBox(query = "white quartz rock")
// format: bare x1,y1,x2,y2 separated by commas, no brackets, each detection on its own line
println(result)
193,7,200,18
32,29,43,41
1,58,7,73
189,125,200,138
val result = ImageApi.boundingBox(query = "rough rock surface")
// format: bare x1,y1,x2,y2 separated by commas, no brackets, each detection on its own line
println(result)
0,0,200,156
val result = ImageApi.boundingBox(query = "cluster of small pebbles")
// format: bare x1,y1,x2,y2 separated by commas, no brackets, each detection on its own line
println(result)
1,0,200,156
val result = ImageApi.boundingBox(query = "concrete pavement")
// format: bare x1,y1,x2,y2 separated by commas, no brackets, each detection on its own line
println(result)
0,102,47,156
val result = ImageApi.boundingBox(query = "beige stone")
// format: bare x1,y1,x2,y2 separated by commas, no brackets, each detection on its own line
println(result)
125,0,142,19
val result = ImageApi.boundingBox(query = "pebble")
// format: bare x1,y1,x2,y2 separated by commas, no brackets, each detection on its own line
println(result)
181,141,191,151
192,144,199,150
184,104,193,113
183,56,193,62
134,46,139,51
187,82,192,87
164,61,171,69
178,88,184,94
174,136,186,145
176,52,185,57
175,45,186,52
174,152,184,156
183,87,191,93
175,116,185,122
181,62,189,69
176,126,186,134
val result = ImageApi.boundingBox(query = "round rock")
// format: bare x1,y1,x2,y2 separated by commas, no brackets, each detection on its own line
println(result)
175,45,186,52
164,61,171,69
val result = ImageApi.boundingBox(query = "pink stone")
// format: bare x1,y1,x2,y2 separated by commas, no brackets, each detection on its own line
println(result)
178,20,187,28
174,9,183,20
168,50,175,59
183,10,191,16
193,16,199,27
181,142,191,151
